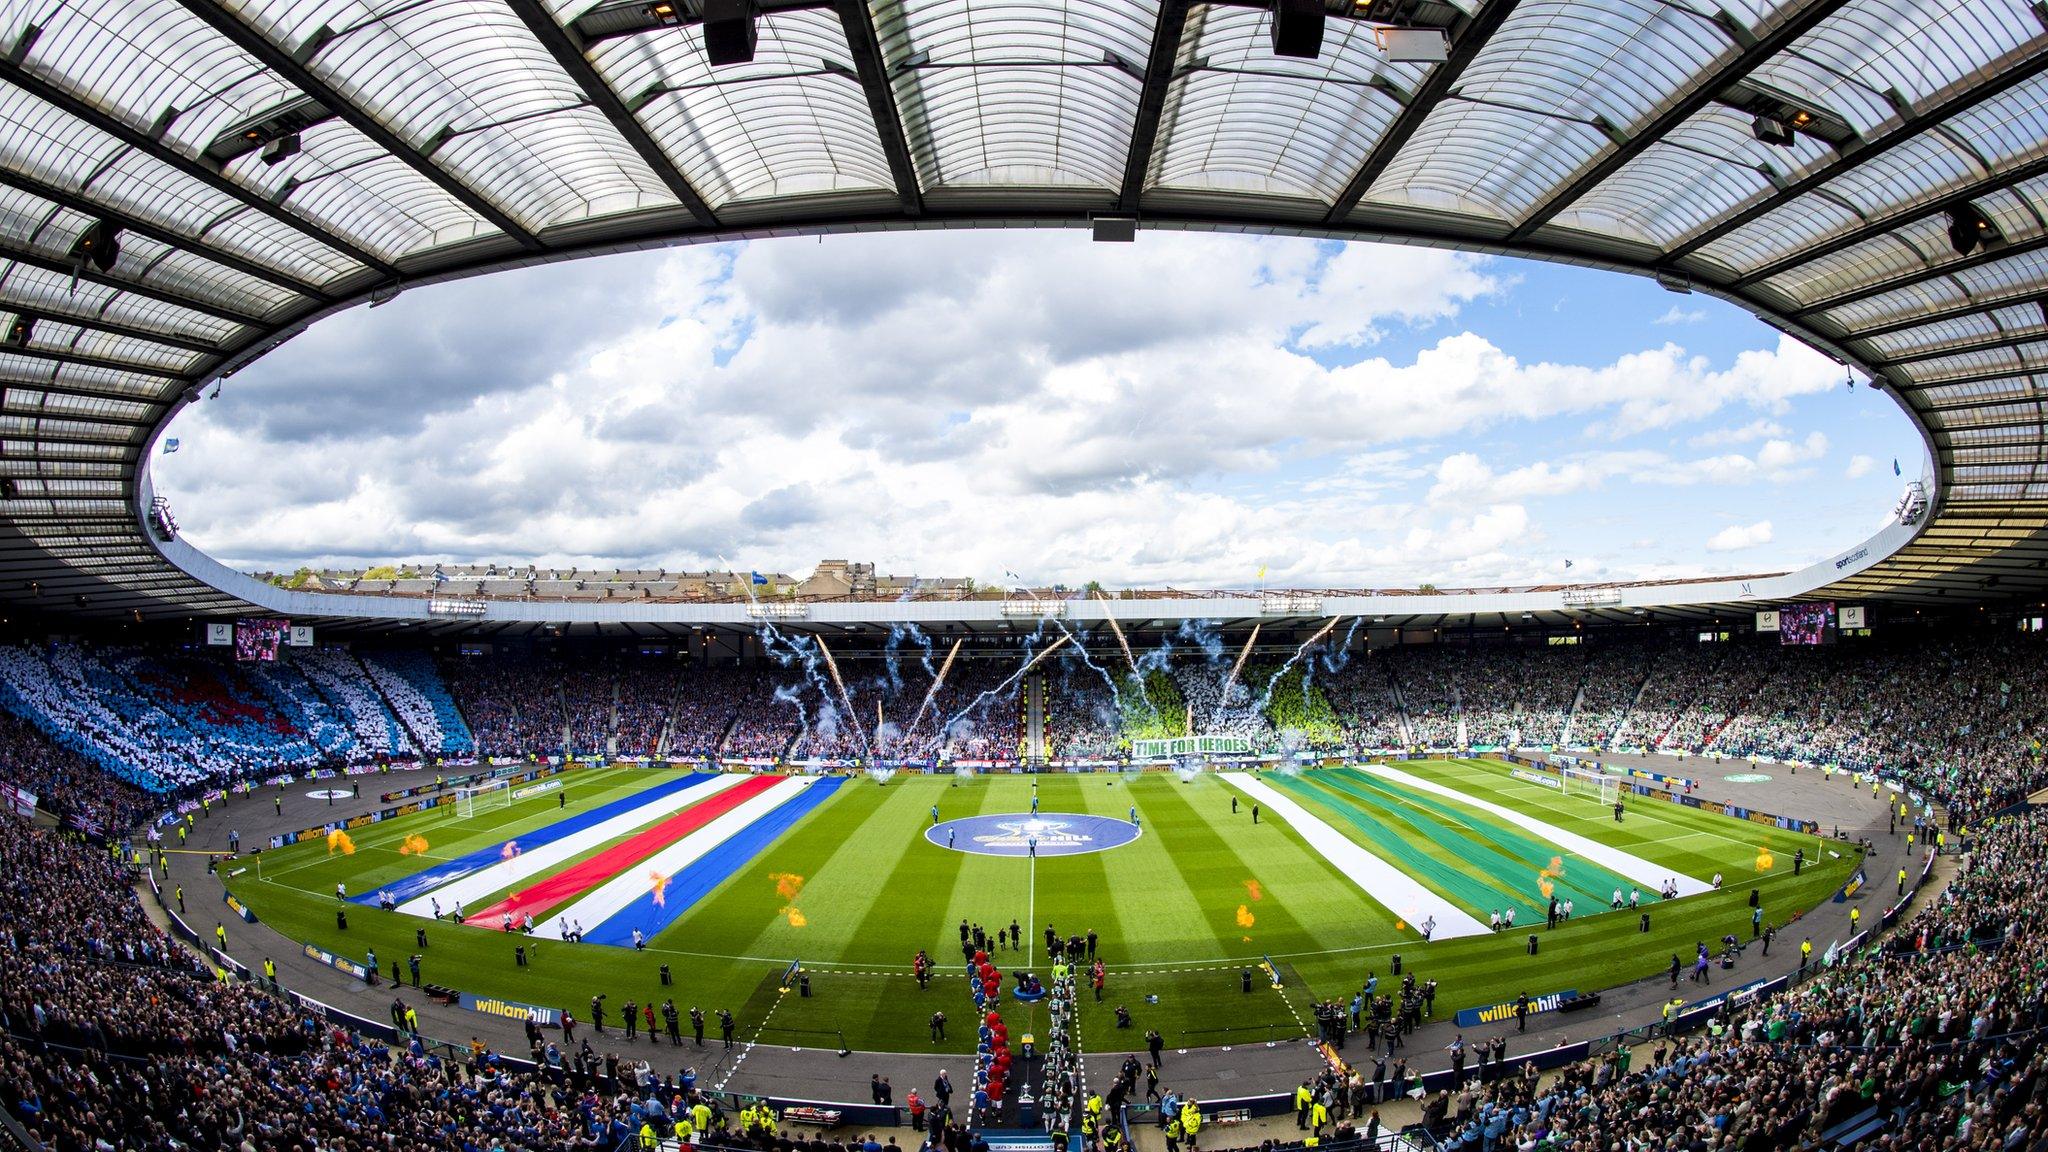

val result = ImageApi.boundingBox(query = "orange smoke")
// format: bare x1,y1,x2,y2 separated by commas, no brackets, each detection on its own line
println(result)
1243,879,1264,901
771,872,806,901
326,829,355,856
1236,904,1256,928
1537,855,1564,900
398,833,430,856
784,907,808,928
1394,920,1406,932
650,871,671,908
1755,846,1775,871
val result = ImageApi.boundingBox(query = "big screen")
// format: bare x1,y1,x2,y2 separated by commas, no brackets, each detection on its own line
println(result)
234,618,289,662
1778,602,1835,646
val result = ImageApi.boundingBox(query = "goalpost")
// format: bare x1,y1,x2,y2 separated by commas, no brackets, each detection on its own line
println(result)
452,780,512,819
1558,766,1620,807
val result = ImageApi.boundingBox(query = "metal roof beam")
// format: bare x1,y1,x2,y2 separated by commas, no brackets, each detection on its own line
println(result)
1794,233,2048,317
0,350,181,394
1881,330,2048,367
0,237,268,328
1667,44,2048,262
0,57,401,282
1925,411,2048,434
504,0,720,228
832,0,923,217
0,293,222,357
1914,383,2046,412
1731,152,2048,290
0,167,333,301
1116,0,1190,215
1846,290,2048,342
1323,0,1520,225
175,0,545,252
1508,0,1851,242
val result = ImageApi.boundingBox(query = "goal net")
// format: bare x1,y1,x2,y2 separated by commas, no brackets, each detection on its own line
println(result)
1559,766,1620,807
453,780,512,819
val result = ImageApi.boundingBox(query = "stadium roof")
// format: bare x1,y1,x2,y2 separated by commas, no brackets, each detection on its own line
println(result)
1,0,2047,623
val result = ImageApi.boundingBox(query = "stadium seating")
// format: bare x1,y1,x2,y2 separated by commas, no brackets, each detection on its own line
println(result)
441,652,566,757
2,630,2044,816
294,647,416,757
359,650,477,757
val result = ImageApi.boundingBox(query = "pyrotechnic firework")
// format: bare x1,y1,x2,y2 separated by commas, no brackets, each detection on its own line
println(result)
398,833,430,856
326,829,355,856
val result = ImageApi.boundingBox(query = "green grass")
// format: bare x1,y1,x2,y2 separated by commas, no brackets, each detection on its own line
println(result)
232,761,1860,1055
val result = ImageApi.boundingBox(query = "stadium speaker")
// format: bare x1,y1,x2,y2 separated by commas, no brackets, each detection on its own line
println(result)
261,133,302,166
702,0,758,65
1270,0,1325,59
1749,113,1795,147
72,218,120,272
1946,203,1999,256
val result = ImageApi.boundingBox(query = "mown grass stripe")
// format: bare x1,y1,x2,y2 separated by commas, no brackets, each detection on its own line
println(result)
1316,769,1633,912
1272,772,1515,916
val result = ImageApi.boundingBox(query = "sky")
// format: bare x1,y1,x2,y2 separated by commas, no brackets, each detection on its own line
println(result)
154,230,1923,590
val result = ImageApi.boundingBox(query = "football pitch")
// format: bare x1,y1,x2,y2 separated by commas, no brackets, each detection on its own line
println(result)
235,760,1854,1054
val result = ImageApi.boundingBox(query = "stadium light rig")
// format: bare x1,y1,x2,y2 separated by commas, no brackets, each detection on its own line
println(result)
426,597,488,617
1260,592,1323,615
1560,588,1623,608
1000,599,1067,618
746,602,809,620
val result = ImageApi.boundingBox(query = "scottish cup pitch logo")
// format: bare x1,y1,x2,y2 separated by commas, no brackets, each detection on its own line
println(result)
927,813,1141,858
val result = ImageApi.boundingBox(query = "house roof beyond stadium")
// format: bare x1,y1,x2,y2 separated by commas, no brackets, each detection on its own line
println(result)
2,0,2047,623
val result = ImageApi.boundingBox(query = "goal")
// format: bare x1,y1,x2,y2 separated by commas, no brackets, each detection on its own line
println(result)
1559,766,1620,807
453,781,512,819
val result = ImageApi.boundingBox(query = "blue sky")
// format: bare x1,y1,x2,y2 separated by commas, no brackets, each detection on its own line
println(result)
155,230,1921,589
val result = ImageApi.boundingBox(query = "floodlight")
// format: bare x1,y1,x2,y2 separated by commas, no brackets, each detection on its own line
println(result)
1381,28,1447,63
1091,214,1137,243
1750,114,1794,147
4,314,32,348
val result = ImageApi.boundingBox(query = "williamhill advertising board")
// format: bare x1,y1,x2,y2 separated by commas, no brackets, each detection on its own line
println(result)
1454,988,1578,1028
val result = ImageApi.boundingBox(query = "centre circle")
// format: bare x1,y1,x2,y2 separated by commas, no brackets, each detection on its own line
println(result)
926,812,1143,857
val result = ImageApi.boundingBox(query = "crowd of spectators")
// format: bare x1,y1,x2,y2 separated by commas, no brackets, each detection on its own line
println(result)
6,629,2048,796
0,643,360,791
921,662,1024,761
1044,665,1122,758
0,816,753,1151
562,657,619,757
615,658,682,757
1320,657,1406,749
1414,811,2048,1152
1568,642,1653,748
1175,665,1266,744
359,649,475,756
294,647,416,757
0,709,151,832
442,653,567,757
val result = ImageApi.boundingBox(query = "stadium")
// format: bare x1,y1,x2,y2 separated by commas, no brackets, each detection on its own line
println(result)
0,0,2045,1150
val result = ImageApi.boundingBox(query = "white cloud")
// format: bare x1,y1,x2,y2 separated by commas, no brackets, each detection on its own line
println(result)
1654,306,1709,326
149,231,1894,587
1689,419,1787,448
1846,454,1876,479
1706,521,1774,552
